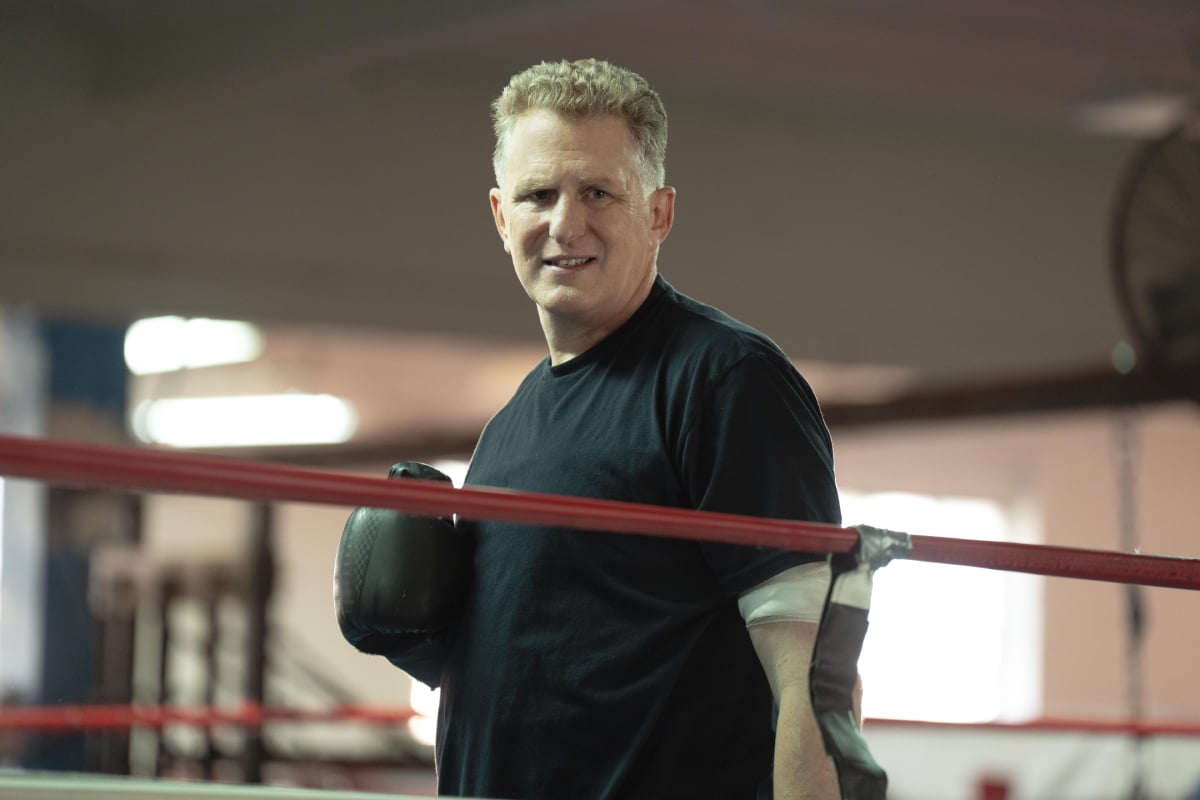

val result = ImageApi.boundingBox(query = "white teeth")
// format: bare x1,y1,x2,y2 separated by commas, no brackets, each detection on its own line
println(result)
549,258,590,266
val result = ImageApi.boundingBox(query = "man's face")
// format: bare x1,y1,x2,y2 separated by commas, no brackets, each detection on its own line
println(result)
490,110,674,336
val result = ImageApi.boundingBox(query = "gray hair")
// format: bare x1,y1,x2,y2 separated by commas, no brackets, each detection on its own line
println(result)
491,58,668,194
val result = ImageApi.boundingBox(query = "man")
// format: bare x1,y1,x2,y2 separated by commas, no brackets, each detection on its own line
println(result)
439,59,846,799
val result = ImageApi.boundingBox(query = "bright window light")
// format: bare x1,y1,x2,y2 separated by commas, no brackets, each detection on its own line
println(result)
409,681,440,747
124,316,263,375
131,394,357,448
0,477,5,612
843,491,1041,723
431,459,470,487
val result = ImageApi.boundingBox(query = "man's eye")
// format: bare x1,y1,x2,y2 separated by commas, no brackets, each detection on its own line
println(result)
588,189,609,200
528,190,555,203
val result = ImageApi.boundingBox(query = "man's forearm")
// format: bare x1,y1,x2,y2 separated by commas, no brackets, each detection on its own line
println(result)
747,620,844,799
773,684,840,800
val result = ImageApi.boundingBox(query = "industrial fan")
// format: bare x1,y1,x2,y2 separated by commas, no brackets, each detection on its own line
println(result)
1110,99,1200,403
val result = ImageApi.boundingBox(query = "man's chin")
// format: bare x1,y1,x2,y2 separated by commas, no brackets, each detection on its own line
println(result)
535,292,592,318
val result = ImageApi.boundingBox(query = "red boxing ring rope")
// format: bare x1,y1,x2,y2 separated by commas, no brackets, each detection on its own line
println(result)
6,703,1200,739
0,703,417,732
0,434,1197,590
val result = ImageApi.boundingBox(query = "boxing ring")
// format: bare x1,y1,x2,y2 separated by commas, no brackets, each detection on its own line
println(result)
1,433,1199,800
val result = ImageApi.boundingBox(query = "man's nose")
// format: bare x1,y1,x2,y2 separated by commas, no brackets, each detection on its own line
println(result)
549,195,585,243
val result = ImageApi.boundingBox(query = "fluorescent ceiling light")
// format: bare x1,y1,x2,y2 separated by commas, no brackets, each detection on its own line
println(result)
131,394,357,448
125,316,264,375
1073,91,1192,137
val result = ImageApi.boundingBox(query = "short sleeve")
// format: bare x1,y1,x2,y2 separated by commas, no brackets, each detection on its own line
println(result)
678,352,841,596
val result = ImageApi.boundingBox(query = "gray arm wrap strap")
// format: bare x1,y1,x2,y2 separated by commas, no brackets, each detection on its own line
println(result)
809,524,912,800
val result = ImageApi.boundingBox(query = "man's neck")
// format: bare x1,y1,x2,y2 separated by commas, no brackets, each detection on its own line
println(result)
540,313,620,366
539,274,657,366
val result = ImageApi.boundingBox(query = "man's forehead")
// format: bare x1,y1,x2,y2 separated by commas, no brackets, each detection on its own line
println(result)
512,157,628,182
508,156,628,183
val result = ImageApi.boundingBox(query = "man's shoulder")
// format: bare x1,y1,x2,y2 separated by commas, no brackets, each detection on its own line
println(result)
654,278,792,368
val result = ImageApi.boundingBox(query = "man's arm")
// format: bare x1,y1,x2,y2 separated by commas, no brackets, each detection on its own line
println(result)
749,620,842,800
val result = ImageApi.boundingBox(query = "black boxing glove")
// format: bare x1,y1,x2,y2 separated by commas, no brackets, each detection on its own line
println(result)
333,461,467,688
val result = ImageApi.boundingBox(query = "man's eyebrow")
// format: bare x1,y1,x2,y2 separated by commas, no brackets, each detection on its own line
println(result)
510,174,622,198
511,180,547,197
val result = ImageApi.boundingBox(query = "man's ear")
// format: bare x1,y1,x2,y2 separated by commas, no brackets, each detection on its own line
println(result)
489,188,511,254
650,186,676,245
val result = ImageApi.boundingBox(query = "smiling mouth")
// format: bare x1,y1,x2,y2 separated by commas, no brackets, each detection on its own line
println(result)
544,257,596,268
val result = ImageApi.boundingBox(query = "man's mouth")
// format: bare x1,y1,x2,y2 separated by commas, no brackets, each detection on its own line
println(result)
544,257,595,268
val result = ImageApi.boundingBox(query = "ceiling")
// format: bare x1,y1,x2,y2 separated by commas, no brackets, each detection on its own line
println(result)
1,0,1197,456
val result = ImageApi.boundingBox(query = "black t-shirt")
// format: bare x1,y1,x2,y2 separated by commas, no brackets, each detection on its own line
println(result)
437,276,840,799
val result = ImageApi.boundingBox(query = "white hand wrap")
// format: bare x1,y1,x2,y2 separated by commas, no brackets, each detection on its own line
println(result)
737,558,832,627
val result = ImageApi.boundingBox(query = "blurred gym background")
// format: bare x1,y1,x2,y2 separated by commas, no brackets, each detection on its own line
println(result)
1,2,1198,797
